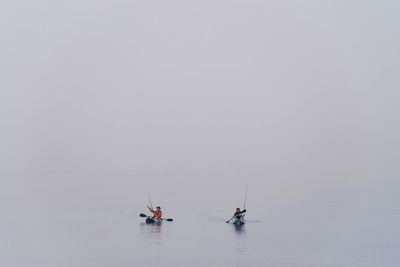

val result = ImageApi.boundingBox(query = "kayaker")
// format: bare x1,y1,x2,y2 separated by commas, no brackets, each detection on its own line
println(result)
230,208,246,221
147,206,162,219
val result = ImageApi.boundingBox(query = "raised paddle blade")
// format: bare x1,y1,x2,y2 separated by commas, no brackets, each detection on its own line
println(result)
139,213,147,217
166,218,173,221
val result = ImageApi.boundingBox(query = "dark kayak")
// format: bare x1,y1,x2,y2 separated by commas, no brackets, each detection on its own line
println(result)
145,217,163,224
233,219,245,225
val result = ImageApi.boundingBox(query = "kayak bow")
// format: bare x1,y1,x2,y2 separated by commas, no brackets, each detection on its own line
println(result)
232,219,245,225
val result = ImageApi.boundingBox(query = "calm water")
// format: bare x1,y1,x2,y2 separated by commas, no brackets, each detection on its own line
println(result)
1,175,399,267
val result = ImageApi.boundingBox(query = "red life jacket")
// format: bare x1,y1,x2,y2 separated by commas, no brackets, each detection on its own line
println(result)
152,210,162,218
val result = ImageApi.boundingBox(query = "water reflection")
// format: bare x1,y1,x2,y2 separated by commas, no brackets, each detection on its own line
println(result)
232,224,247,253
139,222,163,241
233,224,246,237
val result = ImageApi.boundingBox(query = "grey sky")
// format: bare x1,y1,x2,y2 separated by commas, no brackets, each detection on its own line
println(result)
1,0,399,197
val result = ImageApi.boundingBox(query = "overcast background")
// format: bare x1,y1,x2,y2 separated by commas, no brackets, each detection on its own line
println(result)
1,0,399,266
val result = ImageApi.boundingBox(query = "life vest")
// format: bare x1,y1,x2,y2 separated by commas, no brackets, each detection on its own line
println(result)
152,210,162,218
234,211,244,219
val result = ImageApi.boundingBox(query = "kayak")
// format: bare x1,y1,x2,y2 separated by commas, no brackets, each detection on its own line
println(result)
233,219,245,225
145,217,162,224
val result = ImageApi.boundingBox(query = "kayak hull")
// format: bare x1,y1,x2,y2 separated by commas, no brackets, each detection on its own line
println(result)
146,217,162,224
233,219,245,225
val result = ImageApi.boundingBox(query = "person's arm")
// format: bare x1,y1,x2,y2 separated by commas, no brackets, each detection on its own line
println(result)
147,205,154,213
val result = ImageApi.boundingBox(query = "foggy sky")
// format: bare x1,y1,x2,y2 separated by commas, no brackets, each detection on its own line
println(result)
1,0,399,203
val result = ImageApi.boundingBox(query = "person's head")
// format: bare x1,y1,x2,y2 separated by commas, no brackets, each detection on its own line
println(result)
156,206,161,210
236,208,240,211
